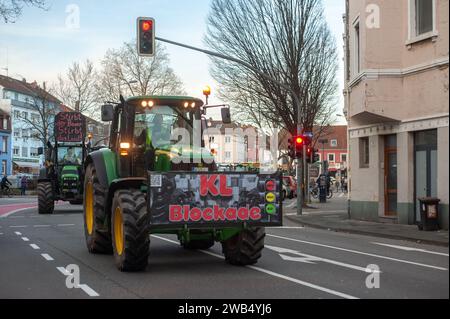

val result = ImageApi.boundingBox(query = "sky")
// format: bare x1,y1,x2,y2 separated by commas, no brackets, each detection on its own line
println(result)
0,0,346,124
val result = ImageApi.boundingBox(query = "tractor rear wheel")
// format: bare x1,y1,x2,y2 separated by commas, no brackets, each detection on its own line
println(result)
221,227,265,266
111,190,150,272
83,164,112,254
38,182,54,215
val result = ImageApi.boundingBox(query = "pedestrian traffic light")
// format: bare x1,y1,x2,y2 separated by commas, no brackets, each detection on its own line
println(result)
305,148,320,163
137,17,155,57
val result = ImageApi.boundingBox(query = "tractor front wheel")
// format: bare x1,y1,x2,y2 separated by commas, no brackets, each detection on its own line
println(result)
221,227,265,266
83,164,112,254
38,182,54,215
111,190,150,272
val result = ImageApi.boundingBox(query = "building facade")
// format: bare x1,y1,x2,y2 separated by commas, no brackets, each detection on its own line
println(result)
313,125,348,179
0,75,61,175
344,0,449,228
0,109,12,175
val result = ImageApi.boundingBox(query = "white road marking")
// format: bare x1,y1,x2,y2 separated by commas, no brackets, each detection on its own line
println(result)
266,234,448,271
372,242,449,257
21,237,30,242
41,254,54,261
151,235,358,299
267,226,304,230
265,245,381,273
286,201,297,208
57,267,100,297
0,233,3,235
57,224,75,227
9,216,25,219
79,284,100,297
34,225,51,228
14,231,22,235
30,244,40,250
10,225,27,228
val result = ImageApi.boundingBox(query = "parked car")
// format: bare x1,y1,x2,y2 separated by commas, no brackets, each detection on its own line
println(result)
282,176,297,199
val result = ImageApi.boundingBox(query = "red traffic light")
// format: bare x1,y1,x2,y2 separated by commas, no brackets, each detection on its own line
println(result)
295,136,304,145
142,20,152,31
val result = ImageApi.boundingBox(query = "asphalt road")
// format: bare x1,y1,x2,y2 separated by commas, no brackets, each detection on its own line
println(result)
0,197,448,299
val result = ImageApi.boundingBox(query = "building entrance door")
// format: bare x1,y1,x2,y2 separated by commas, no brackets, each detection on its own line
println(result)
414,130,437,223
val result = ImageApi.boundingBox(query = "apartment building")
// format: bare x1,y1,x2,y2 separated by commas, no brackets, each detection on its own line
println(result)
344,0,449,229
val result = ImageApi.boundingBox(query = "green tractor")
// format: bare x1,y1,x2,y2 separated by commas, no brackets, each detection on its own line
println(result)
38,112,88,214
84,95,282,271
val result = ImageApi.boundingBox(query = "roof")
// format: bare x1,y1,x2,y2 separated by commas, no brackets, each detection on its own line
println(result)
312,125,348,149
0,75,61,104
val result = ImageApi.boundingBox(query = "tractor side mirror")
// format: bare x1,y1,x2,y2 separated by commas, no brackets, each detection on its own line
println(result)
101,104,114,122
37,147,44,155
221,107,231,124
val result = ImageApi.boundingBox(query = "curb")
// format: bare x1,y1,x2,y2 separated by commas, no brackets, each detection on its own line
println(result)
285,215,449,247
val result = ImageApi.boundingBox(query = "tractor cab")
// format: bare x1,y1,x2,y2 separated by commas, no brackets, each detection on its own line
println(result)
101,96,227,177
57,145,84,200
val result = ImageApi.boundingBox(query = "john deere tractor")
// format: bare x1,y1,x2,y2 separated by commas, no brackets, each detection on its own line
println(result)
84,95,282,272
38,112,88,214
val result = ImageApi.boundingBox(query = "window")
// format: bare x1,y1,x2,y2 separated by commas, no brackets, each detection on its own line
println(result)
31,114,39,124
14,130,20,137
359,137,370,168
30,148,39,157
353,19,361,76
341,153,348,163
225,136,232,143
21,111,28,120
225,151,231,159
328,153,335,163
22,147,28,157
330,139,338,147
13,110,20,119
13,147,19,156
409,0,436,41
2,136,7,153
1,160,6,175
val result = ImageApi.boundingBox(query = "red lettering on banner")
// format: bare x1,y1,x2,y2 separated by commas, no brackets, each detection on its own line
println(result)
200,175,219,196
169,205,262,223
238,207,249,220
169,205,183,222
250,207,262,220
203,208,213,221
190,207,202,222
214,205,225,221
219,175,233,196
225,208,237,220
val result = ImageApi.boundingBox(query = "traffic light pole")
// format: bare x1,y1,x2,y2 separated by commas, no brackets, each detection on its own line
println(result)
155,36,304,215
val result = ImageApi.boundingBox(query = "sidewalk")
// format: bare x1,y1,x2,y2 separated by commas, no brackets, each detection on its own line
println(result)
285,204,449,247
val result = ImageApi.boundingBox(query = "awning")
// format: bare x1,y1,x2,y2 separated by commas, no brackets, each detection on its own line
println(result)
13,161,40,168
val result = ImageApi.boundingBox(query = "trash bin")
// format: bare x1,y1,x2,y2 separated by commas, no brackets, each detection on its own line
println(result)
418,197,440,231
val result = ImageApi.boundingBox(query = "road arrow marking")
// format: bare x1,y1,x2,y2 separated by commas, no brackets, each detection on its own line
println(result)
265,245,380,273
372,242,449,257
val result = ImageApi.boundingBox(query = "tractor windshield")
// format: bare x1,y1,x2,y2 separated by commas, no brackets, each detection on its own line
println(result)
58,147,83,166
134,105,193,149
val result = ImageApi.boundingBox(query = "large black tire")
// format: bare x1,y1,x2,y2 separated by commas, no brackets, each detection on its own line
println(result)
83,164,112,254
38,182,54,215
111,190,150,272
221,227,265,266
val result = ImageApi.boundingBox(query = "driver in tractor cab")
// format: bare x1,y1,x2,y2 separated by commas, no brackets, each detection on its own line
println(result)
135,114,165,171
63,147,81,165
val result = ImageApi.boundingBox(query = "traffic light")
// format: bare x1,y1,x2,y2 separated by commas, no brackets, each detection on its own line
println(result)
288,135,307,159
305,148,320,164
137,17,155,57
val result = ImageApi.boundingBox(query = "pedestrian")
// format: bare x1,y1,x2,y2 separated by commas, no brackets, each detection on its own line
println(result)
20,176,27,196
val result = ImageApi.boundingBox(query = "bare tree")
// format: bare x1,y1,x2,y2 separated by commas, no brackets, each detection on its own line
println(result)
54,59,98,118
96,41,186,103
0,0,47,23
205,0,339,136
18,82,58,153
